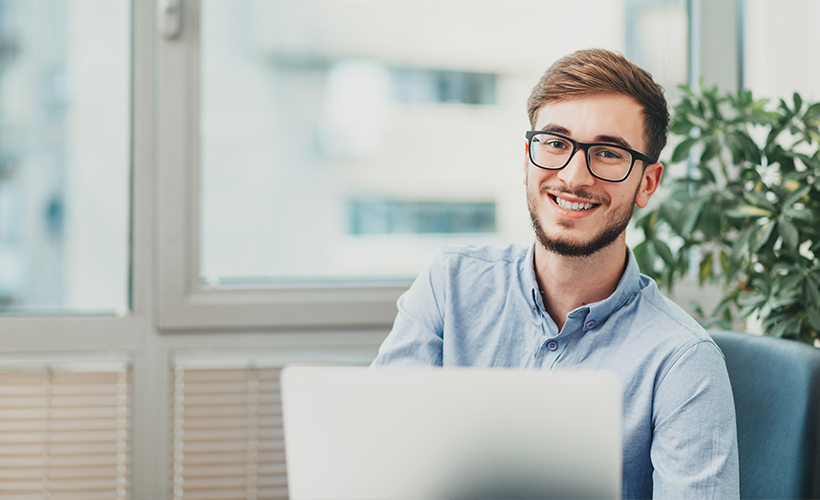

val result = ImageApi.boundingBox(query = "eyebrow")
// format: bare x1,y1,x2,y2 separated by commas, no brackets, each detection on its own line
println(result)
539,124,634,150
539,124,571,136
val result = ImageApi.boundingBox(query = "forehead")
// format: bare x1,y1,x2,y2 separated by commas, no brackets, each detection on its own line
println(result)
533,93,645,149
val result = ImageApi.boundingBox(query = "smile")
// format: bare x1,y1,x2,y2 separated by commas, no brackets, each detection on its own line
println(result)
552,195,597,211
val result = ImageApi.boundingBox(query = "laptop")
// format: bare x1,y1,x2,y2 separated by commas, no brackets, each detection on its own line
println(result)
281,365,622,500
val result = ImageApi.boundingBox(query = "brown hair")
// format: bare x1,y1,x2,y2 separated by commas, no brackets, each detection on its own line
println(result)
527,48,669,162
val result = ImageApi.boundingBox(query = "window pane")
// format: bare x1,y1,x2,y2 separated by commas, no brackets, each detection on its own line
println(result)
625,0,689,102
0,0,130,313
199,0,686,283
743,0,820,101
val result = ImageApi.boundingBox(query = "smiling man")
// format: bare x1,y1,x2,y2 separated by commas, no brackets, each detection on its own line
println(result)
372,49,739,499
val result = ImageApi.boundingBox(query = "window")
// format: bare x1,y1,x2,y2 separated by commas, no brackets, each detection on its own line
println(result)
159,0,636,329
625,0,689,100
743,0,820,101
0,0,131,314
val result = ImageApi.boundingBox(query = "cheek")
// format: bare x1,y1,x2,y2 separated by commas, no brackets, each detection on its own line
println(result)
610,182,641,207
526,166,554,186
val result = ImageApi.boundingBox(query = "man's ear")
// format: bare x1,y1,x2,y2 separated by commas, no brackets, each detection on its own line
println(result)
635,162,663,208
523,140,530,185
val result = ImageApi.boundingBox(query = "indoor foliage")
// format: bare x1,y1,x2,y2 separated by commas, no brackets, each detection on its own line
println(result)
634,82,820,345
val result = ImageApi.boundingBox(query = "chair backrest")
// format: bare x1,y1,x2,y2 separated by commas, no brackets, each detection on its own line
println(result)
710,330,820,499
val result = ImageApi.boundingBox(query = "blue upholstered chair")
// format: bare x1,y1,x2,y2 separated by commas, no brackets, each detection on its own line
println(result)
709,330,820,499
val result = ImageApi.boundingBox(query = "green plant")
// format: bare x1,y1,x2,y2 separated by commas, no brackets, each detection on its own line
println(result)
634,81,820,345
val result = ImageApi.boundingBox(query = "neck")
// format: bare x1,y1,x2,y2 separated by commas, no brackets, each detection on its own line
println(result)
534,236,628,330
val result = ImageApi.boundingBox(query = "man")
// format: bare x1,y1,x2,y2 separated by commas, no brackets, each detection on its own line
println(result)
372,48,739,499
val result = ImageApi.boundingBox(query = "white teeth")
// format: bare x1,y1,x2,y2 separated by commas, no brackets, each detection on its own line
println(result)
555,197,593,211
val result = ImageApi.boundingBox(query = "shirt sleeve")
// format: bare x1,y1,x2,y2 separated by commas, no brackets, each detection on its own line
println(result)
371,249,448,367
650,340,740,499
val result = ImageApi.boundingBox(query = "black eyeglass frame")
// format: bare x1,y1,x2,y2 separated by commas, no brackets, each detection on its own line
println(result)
525,130,657,183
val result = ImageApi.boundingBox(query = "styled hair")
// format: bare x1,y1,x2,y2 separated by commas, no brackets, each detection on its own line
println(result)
526,48,669,162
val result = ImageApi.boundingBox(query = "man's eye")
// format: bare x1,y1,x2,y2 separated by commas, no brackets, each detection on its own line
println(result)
546,140,568,150
598,148,624,159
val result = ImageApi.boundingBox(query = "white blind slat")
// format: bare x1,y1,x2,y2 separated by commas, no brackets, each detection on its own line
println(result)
0,365,130,500
172,366,288,500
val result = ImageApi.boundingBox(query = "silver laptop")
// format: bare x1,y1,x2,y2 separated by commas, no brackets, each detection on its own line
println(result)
281,365,622,500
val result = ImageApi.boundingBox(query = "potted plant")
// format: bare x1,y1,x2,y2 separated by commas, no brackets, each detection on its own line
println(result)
634,81,820,345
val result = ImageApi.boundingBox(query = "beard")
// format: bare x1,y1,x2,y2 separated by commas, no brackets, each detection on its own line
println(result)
527,182,638,258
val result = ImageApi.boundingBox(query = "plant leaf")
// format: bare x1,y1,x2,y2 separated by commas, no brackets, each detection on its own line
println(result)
785,206,812,221
807,307,820,331
696,163,717,184
806,278,820,309
700,138,720,163
699,252,713,284
775,271,802,295
652,238,676,267
731,225,755,260
752,221,775,252
725,205,772,218
783,184,811,207
669,118,694,135
671,137,698,163
805,101,820,119
681,197,707,236
633,241,657,278
732,131,762,165
777,219,799,252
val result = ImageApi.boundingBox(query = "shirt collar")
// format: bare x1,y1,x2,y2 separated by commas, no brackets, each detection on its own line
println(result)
527,242,643,329
584,247,642,323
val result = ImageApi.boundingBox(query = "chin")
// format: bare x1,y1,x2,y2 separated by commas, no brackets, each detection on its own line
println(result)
533,220,625,258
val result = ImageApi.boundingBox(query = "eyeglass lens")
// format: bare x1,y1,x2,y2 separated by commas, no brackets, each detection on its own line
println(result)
529,133,632,181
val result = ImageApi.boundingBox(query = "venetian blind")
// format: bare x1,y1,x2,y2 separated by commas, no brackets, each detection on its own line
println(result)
171,366,287,500
0,363,130,500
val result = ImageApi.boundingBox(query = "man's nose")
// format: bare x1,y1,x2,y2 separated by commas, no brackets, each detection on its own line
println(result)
556,147,595,188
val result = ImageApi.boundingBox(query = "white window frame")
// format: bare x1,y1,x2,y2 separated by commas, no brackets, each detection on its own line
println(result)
156,0,408,332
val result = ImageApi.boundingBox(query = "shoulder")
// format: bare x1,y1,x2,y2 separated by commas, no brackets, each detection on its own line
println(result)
636,275,714,342
424,243,532,302
438,243,530,265
610,274,725,375
411,242,531,294
431,243,531,277
630,276,729,376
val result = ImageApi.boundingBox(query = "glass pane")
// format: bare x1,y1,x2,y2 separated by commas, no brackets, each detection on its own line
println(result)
743,0,820,101
0,0,131,313
625,0,689,103
200,0,687,283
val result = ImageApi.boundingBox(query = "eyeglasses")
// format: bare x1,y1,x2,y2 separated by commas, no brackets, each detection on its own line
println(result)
525,131,656,183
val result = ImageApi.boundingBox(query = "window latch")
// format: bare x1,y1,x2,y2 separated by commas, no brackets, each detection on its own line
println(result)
160,0,182,39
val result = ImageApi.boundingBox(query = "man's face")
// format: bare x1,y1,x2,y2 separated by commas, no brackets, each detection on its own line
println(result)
524,92,662,257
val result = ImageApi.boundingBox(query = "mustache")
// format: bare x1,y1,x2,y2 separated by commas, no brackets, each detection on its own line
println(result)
539,183,608,205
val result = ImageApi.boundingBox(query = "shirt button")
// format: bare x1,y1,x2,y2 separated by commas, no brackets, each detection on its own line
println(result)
547,340,558,351
585,320,596,330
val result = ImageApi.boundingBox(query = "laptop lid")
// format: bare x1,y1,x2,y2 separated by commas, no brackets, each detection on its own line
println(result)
281,365,622,500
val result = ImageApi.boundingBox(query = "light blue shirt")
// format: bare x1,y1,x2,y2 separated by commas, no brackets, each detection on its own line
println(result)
373,243,739,499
